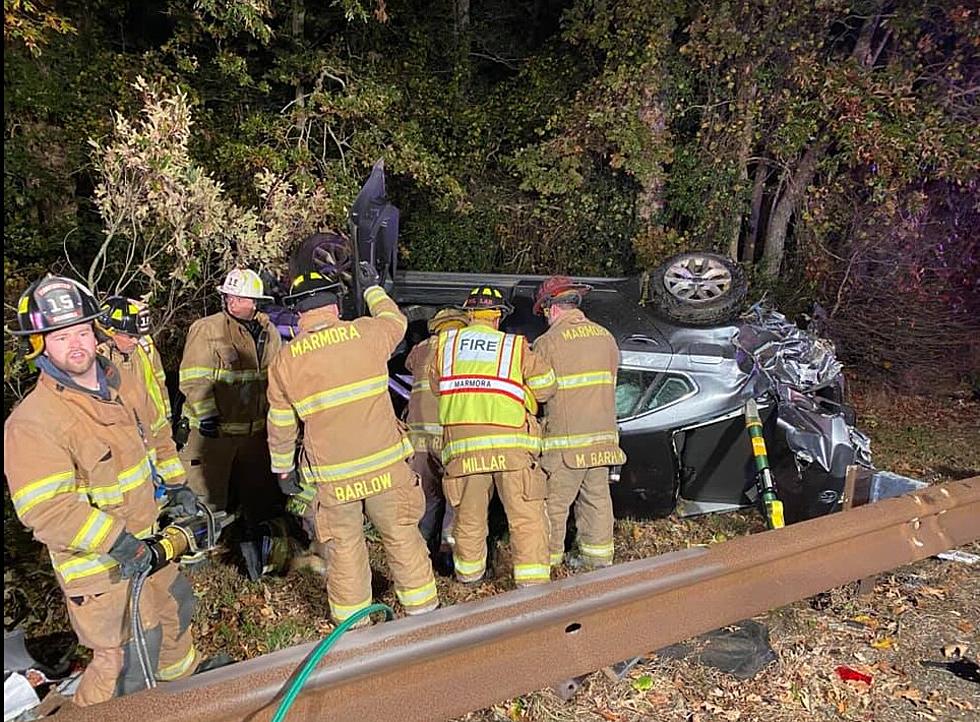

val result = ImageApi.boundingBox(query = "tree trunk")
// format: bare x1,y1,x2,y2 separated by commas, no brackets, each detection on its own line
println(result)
743,161,768,264
455,0,470,41
728,73,757,259
762,142,825,277
292,0,306,144
635,86,668,223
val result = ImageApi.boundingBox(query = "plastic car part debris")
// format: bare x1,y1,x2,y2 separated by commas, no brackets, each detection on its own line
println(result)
936,550,980,565
602,657,644,681
835,666,873,684
920,658,980,684
655,620,777,680
551,675,589,701
4,673,40,722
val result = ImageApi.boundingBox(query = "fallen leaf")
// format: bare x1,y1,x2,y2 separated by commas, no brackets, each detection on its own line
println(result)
949,698,974,711
851,614,879,629
872,637,896,650
895,687,923,703
646,690,670,705
800,689,811,712
596,709,621,721
917,586,946,599
956,621,974,634
632,675,653,692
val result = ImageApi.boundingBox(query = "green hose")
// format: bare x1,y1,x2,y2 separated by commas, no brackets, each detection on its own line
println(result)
271,603,394,722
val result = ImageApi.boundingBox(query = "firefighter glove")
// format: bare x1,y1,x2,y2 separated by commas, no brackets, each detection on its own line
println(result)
198,416,220,438
173,417,190,449
164,485,199,517
109,532,153,579
286,495,310,518
356,261,380,290
278,469,303,496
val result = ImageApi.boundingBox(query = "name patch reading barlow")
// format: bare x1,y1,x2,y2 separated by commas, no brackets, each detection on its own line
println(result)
291,325,361,357
461,455,508,474
574,451,626,466
561,325,607,341
333,472,393,502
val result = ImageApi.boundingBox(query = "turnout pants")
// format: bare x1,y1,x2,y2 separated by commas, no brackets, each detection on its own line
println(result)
180,429,282,525
411,451,454,548
543,458,615,567
313,473,438,622
65,564,197,706
442,466,551,587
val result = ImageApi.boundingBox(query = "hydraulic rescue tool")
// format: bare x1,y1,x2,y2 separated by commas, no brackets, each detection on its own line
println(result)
130,502,234,690
744,399,785,529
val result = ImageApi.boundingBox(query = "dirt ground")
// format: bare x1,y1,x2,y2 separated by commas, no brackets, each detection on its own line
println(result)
4,381,979,720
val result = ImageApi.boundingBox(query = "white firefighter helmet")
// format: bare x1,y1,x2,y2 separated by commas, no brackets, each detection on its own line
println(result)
216,269,272,300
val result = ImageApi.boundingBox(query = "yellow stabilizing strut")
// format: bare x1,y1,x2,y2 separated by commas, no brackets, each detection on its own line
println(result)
744,399,785,529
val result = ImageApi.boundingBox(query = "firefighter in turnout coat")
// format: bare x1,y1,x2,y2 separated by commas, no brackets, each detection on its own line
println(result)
5,276,199,706
404,307,469,551
99,296,172,433
428,285,557,587
266,262,438,623
177,269,282,534
531,277,626,568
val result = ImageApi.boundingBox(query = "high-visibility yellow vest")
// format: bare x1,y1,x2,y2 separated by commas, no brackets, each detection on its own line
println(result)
135,338,171,430
437,327,526,428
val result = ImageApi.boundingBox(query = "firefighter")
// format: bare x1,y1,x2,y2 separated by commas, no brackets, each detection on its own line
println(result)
4,276,199,706
177,268,282,549
404,308,469,557
532,276,626,569
266,262,439,623
99,296,172,432
428,285,557,587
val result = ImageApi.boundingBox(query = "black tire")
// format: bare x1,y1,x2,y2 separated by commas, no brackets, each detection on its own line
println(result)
288,232,352,280
649,252,747,326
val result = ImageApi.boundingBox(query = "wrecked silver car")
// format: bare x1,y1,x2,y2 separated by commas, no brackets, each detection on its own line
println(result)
386,258,871,525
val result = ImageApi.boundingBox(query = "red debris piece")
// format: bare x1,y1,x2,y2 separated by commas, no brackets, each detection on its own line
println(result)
835,666,873,685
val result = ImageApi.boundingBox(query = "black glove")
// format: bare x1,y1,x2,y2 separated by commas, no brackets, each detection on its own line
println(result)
278,470,303,496
164,485,199,517
173,417,190,449
357,261,380,290
108,532,153,579
198,416,219,439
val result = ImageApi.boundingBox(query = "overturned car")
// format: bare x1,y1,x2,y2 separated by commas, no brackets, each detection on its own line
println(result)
269,238,871,526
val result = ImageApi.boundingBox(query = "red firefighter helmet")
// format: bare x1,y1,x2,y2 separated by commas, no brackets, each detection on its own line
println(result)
533,276,593,315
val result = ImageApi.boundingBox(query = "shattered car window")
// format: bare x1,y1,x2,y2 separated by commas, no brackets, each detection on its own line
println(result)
616,369,695,419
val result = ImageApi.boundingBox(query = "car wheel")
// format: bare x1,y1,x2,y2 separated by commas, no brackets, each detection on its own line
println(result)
288,232,353,280
649,252,747,326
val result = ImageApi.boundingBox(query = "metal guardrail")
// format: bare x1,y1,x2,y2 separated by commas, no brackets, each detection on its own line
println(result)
62,477,980,722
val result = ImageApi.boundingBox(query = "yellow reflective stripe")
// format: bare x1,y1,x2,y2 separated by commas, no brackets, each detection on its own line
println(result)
136,346,169,427
407,422,442,436
54,553,117,583
295,484,316,503
11,471,75,516
549,552,564,566
513,563,551,582
180,367,267,383
541,431,619,452
150,416,167,433
442,433,540,462
364,286,386,304
216,419,265,435
555,371,614,390
70,509,116,551
329,595,373,621
186,397,217,420
579,541,614,559
155,456,184,481
526,369,556,389
306,438,413,483
294,375,389,418
268,407,298,427
156,645,197,681
395,579,438,607
270,450,295,473
453,555,486,576
411,379,431,392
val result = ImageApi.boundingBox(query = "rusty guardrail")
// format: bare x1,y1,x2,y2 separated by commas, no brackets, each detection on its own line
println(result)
62,477,980,722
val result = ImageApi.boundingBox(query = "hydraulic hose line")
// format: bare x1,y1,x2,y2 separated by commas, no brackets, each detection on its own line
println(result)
129,567,156,690
271,603,395,722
